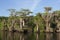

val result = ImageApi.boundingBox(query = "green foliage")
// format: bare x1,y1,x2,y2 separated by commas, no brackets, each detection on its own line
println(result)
0,8,60,32
34,13,45,31
0,16,8,30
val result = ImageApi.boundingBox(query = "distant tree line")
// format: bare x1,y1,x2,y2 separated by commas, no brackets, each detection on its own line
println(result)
0,7,60,32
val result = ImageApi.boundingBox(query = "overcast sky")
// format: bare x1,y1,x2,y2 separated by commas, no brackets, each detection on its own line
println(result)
0,0,60,16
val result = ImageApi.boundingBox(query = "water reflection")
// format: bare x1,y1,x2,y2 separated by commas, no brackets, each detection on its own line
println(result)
44,33,53,40
56,33,60,40
0,31,60,40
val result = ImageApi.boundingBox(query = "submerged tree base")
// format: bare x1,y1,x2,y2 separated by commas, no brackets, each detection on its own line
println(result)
44,31,53,33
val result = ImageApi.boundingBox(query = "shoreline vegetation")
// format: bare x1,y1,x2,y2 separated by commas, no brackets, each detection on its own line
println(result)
0,7,60,33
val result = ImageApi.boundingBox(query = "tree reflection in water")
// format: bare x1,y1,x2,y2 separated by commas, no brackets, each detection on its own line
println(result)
0,31,60,40
44,33,53,40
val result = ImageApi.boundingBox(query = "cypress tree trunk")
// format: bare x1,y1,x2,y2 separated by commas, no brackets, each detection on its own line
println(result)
46,22,49,32
36,24,40,32
20,18,22,29
37,24,38,32
56,23,60,32
23,20,25,27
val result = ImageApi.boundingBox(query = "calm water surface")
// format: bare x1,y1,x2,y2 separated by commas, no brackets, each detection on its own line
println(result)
0,31,60,40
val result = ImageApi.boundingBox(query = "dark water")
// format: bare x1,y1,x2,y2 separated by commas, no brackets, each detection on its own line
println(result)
0,31,60,40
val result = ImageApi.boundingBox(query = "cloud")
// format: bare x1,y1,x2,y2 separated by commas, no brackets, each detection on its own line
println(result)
30,0,42,11
16,0,42,11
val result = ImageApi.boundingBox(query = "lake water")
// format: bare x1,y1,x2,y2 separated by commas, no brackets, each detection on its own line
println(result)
0,31,60,40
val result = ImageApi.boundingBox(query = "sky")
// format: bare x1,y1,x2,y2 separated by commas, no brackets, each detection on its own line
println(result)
0,0,60,16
